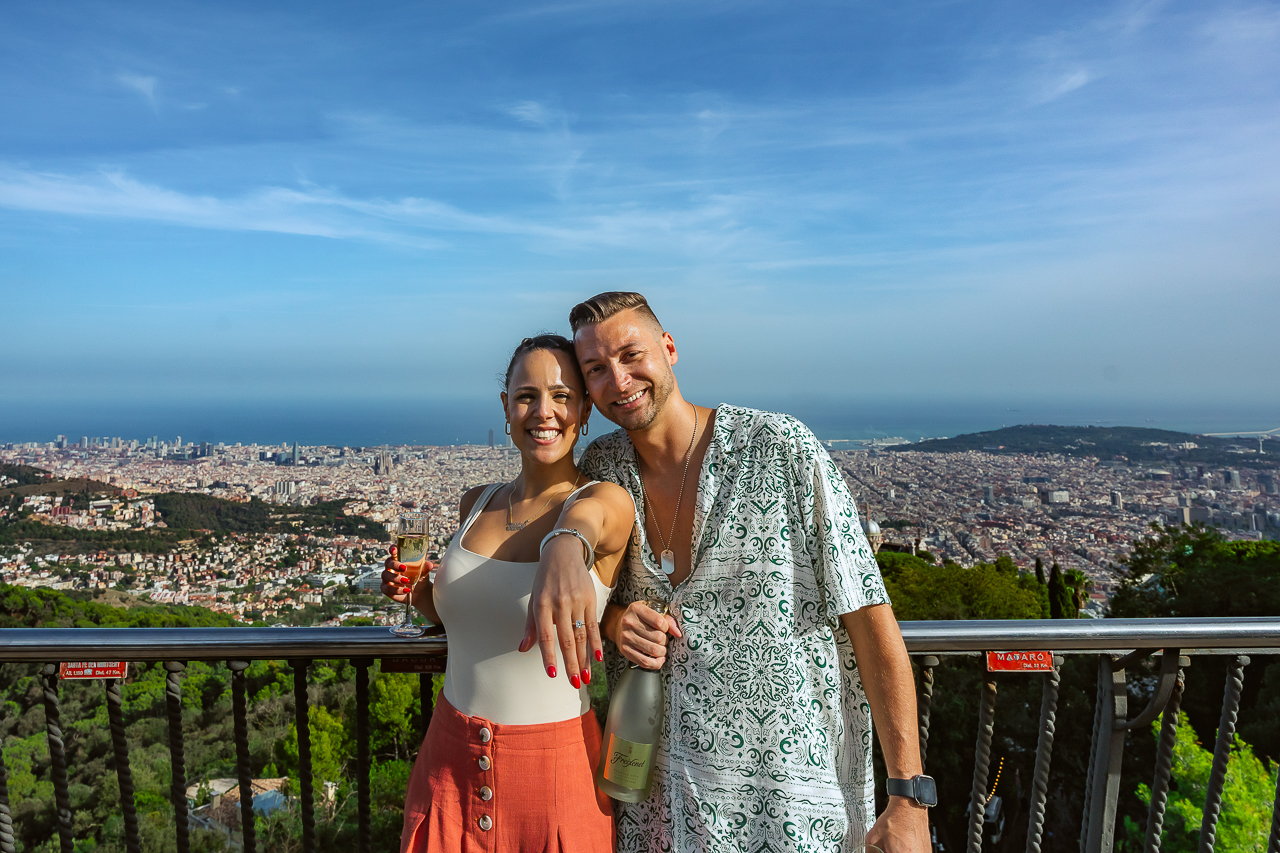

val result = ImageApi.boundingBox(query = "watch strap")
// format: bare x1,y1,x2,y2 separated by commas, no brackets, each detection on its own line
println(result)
886,775,937,807
885,778,915,799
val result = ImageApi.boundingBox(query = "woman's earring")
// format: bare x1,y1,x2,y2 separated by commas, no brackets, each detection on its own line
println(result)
581,421,588,436
504,423,511,435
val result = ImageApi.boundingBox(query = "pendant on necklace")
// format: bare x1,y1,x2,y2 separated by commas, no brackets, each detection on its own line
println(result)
660,549,676,575
506,521,526,531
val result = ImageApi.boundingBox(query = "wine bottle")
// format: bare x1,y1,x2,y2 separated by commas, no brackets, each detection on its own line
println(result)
595,601,667,803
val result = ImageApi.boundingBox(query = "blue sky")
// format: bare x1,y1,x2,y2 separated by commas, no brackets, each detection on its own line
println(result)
1,0,1277,429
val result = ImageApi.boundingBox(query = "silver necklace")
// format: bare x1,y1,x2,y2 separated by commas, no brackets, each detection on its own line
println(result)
638,403,698,575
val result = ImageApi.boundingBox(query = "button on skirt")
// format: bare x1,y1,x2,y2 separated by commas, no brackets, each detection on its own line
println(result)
401,695,615,853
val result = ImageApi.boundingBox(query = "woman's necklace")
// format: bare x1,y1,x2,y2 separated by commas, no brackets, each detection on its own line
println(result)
638,402,698,575
506,472,581,531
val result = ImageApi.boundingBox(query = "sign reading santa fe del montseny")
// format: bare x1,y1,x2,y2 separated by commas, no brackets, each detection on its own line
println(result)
59,662,129,679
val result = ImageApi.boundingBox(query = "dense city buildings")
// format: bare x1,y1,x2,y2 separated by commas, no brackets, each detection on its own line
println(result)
0,438,519,624
832,441,1278,613
2,430,1275,622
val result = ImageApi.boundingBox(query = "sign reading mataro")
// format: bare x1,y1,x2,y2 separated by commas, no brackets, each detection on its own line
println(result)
60,662,129,680
986,651,1054,672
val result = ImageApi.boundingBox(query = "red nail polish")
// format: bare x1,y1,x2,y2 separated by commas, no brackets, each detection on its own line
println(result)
581,669,591,685
547,665,557,678
594,649,604,662
570,675,581,689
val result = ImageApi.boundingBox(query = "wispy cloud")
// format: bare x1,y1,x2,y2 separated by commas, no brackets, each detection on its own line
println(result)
1034,69,1093,104
117,73,158,108
0,165,754,255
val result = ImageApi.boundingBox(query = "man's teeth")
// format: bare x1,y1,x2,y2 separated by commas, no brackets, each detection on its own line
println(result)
530,429,559,440
619,391,644,405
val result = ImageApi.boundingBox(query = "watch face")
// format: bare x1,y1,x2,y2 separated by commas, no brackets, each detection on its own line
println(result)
915,776,938,807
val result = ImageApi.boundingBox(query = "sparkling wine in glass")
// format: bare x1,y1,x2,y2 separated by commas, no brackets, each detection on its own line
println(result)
390,511,430,638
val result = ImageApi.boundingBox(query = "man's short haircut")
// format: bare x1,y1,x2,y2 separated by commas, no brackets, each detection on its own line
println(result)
569,291,663,335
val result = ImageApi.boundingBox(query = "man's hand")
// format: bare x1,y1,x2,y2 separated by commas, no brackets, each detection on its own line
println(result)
614,601,682,668
520,534,601,687
864,797,930,853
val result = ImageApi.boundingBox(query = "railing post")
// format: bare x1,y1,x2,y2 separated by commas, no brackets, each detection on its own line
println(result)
354,659,372,853
164,661,190,853
1144,657,1188,853
1198,655,1249,853
1083,656,1128,853
1025,656,1062,853
0,734,16,853
967,672,997,853
228,661,257,853
105,677,142,853
916,655,938,774
41,664,73,853
292,660,316,853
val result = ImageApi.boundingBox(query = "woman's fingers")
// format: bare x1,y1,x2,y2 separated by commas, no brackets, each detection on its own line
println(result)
575,618,593,686
556,602,585,688
586,619,605,666
379,567,412,601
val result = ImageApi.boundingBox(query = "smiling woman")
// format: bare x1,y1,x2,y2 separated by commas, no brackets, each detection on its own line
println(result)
378,332,636,852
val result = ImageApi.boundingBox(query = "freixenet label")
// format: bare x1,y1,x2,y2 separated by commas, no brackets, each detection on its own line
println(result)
603,735,652,789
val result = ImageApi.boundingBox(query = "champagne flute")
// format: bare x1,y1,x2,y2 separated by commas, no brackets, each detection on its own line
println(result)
390,511,430,638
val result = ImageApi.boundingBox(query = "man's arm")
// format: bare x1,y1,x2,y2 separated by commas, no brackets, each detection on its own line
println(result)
842,604,930,853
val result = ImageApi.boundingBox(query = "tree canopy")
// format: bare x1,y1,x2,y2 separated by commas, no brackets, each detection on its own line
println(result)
877,551,1047,621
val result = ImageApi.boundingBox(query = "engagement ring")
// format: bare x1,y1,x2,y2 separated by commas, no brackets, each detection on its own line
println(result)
573,620,586,629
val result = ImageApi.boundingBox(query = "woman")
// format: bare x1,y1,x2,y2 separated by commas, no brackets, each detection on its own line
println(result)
382,333,634,852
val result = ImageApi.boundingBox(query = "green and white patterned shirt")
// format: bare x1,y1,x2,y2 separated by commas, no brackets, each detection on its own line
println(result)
580,405,891,853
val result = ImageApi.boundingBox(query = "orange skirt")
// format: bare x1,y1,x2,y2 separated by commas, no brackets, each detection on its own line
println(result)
401,695,615,853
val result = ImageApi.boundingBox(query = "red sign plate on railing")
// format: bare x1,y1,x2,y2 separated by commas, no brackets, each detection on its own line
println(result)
60,662,129,679
986,651,1054,672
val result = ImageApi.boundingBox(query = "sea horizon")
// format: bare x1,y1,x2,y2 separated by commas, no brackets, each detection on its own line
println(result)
2,395,1276,449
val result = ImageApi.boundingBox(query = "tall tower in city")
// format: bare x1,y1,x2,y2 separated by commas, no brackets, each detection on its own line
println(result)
983,485,994,505
292,442,300,466
1111,491,1123,510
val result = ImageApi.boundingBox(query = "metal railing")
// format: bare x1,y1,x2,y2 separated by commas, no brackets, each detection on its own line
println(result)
1,618,1279,853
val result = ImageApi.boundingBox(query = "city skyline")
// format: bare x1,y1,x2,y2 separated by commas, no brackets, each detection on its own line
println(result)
1,1,1278,413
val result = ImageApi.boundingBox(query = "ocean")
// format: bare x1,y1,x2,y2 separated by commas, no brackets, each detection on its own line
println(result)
2,395,1276,448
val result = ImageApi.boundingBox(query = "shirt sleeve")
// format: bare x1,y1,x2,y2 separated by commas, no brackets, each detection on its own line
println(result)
790,421,891,621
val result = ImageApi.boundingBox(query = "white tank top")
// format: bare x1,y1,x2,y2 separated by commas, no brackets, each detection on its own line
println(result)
434,482,613,725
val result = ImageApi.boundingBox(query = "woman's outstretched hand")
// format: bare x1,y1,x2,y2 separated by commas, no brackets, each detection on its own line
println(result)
521,534,601,688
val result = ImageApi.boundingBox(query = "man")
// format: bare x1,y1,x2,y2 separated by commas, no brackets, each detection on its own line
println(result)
525,292,931,852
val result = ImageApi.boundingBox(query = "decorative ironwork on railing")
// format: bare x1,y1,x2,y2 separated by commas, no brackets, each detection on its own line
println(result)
2,618,1279,853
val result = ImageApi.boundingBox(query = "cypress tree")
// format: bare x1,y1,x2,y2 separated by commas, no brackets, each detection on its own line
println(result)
1035,556,1045,586
1048,562,1074,619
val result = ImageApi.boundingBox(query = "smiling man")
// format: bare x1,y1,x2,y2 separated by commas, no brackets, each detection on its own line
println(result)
526,292,932,852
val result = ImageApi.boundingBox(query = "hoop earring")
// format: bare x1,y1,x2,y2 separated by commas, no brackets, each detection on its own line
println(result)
504,423,511,435
581,421,588,436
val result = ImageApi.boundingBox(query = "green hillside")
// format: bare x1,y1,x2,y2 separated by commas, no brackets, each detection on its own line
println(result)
891,424,1276,467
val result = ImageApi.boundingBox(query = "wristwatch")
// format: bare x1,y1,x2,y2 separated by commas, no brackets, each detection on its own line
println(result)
886,775,937,807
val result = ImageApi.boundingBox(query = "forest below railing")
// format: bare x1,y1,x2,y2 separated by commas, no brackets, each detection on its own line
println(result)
0,524,1278,852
